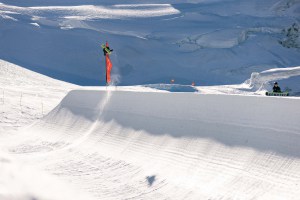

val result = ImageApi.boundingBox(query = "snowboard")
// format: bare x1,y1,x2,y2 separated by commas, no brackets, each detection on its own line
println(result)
101,44,112,55
265,92,289,96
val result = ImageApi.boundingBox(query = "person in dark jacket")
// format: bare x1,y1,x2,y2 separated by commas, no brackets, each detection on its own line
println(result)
273,82,281,93
103,42,113,56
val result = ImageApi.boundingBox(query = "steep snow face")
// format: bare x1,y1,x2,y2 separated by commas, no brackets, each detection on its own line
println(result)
2,89,300,199
0,59,76,133
0,0,300,86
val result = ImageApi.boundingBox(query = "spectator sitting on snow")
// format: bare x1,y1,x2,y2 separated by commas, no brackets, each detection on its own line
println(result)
273,82,281,93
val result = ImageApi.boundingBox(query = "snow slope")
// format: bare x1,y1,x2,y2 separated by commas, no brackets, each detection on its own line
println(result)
2,88,300,199
0,0,300,85
0,59,76,133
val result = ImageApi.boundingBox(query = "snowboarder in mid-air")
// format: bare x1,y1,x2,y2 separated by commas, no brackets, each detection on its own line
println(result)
273,82,281,93
102,42,113,56
101,41,113,85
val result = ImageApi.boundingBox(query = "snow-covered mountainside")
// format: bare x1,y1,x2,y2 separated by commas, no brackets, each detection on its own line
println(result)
0,0,300,85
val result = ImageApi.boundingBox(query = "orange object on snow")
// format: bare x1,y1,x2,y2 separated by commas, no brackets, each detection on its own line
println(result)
106,54,112,84
192,82,195,86
105,41,113,84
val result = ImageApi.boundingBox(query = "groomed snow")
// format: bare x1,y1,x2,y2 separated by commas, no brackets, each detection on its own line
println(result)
2,85,300,199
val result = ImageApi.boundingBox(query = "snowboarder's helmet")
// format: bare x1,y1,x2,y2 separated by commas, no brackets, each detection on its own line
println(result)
274,82,278,85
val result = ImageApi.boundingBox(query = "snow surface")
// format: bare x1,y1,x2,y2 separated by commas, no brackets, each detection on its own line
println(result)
2,88,300,200
0,59,76,133
1,0,300,199
1,60,300,200
0,0,300,85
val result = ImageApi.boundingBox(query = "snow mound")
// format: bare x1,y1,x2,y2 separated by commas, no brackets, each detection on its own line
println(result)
3,89,300,199
246,66,300,94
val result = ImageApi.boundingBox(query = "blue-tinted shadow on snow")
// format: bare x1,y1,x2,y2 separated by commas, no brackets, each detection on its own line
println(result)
146,175,156,186
144,84,198,93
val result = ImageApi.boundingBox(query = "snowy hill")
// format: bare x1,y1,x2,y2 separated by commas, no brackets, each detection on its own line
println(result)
0,59,76,133
0,0,300,85
1,88,300,200
0,59,300,199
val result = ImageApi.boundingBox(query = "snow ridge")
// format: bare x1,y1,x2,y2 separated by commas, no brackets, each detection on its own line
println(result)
2,89,300,199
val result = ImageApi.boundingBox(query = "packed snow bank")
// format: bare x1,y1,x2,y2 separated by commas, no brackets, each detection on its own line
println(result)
246,66,300,94
199,66,300,96
4,89,300,199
